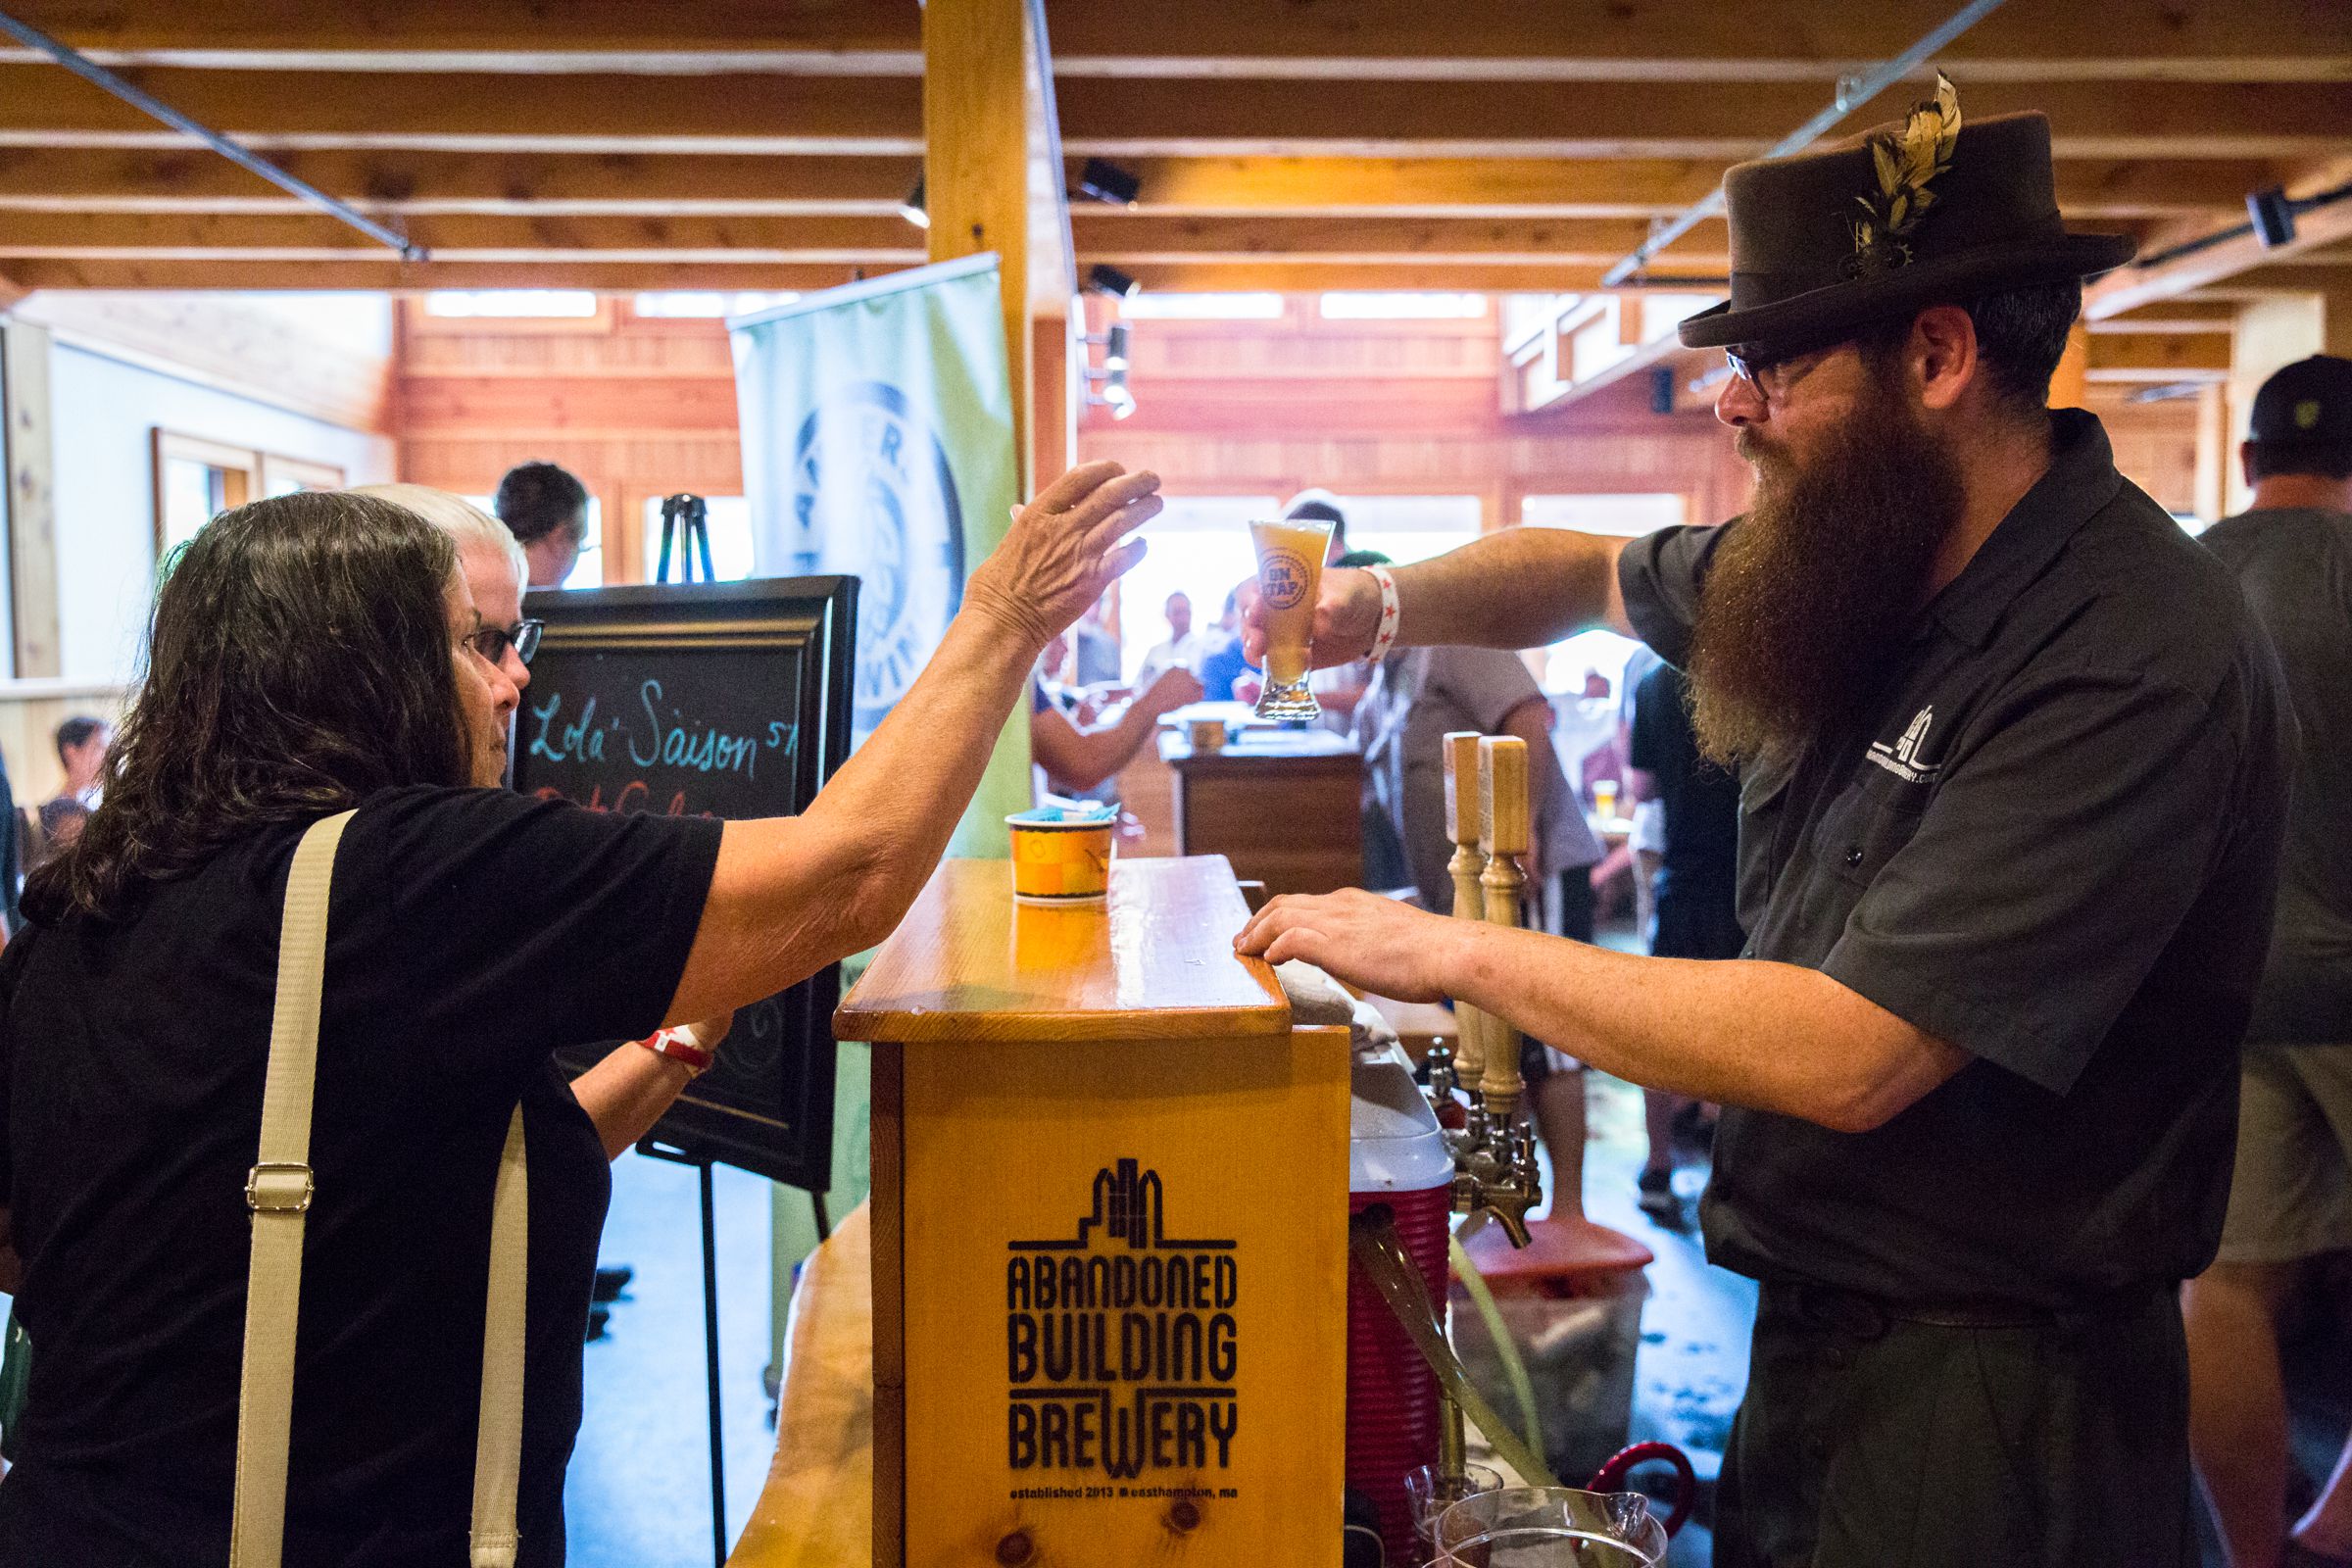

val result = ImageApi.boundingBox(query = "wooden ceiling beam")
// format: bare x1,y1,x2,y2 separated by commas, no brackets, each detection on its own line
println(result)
1045,0,2350,80
1092,155,2285,220
2087,185,2352,318
1050,78,2352,162
2083,332,2233,376
0,1,923,57
0,68,2336,161
0,147,924,213
0,66,922,154
0,258,897,290
2089,302,2240,332
1069,213,1733,265
0,147,2265,221
0,211,930,260
6,0,2339,82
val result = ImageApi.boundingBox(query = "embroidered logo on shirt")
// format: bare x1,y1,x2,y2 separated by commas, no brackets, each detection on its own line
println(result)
1866,705,1943,783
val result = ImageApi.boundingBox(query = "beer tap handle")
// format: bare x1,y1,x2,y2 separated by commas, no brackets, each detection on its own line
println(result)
1476,737,1530,1127
1442,731,1491,1089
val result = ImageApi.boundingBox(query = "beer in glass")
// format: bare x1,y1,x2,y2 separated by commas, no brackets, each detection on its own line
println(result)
1249,516,1335,720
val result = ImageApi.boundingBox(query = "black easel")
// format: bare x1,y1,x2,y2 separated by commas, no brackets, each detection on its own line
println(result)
643,497,833,1568
657,493,717,586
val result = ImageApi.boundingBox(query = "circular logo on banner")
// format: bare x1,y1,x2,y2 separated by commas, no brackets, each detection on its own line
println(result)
790,381,966,733
1258,550,1311,611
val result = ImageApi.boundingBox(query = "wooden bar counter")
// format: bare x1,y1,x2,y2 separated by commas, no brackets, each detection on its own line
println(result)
1161,726,1363,899
797,856,1348,1568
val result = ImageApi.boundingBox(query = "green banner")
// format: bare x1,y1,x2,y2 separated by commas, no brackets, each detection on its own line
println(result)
732,255,1027,857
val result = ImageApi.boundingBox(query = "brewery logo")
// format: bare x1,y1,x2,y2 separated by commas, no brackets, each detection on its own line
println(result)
1865,704,1943,785
1004,1158,1241,1486
789,380,965,735
1257,550,1311,611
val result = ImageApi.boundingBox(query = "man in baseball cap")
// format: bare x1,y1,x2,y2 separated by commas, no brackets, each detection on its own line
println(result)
2189,354,2352,1568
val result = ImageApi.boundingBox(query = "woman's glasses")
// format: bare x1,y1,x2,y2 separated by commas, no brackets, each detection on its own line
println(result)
466,618,544,666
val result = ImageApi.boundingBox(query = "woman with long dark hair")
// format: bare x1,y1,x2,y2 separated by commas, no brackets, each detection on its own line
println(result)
0,465,1158,1566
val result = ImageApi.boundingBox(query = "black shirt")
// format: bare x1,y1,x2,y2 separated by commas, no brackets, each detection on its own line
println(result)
2199,506,2352,1044
1627,660,1741,913
1618,411,2291,1307
0,787,722,1566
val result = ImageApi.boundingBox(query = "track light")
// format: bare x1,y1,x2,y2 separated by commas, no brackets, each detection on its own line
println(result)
1102,378,1137,418
1088,264,1140,301
1076,158,1142,207
899,176,929,230
1103,321,1130,370
2247,185,2295,249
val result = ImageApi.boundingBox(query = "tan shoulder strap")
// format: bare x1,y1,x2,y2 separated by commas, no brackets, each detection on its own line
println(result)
469,1104,528,1568
231,809,354,1568
230,810,530,1568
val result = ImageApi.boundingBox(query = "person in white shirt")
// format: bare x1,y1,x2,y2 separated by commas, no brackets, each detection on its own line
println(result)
1136,591,1209,686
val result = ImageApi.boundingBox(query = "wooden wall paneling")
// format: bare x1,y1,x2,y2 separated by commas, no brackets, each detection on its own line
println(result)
2,318,59,677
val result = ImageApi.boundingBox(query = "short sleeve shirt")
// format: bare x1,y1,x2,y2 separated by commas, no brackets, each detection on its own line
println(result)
0,787,723,1565
2199,506,2352,1044
1628,660,1741,910
1617,411,2291,1306
1355,646,1601,912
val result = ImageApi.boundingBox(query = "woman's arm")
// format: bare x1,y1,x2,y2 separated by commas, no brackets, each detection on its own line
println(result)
661,462,1161,1024
568,1012,733,1160
1030,665,1202,793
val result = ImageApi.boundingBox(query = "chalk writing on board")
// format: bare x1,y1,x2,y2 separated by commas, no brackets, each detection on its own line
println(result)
523,680,798,781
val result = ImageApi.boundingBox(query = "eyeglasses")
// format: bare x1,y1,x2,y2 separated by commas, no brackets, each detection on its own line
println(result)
1724,334,1853,402
465,618,543,666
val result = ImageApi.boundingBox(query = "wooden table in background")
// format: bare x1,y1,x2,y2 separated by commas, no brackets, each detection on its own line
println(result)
1161,727,1363,899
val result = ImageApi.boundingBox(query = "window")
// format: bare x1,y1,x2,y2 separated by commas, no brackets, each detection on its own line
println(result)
1323,493,1481,568
424,290,598,319
642,495,757,582
1118,293,1286,321
1318,292,1487,320
261,454,346,498
1519,494,1690,701
153,431,261,557
633,291,802,320
1520,493,1687,537
1119,496,1279,683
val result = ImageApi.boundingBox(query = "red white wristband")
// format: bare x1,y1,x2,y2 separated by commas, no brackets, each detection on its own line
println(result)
1362,562,1401,665
637,1025,713,1077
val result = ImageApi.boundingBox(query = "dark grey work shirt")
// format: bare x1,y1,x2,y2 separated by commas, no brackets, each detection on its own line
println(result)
1619,410,2291,1307
2200,506,2352,1044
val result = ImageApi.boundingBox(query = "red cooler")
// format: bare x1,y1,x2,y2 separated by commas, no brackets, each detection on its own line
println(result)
1346,1047,1456,1563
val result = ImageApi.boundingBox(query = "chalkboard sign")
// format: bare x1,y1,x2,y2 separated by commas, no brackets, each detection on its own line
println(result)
514,575,858,1192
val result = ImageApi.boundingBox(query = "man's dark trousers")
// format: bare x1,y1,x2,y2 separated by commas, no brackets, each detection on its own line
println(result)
1714,1282,2199,1567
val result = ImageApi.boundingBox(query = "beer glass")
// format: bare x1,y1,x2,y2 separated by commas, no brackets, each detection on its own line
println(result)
1433,1486,1667,1566
1250,516,1335,720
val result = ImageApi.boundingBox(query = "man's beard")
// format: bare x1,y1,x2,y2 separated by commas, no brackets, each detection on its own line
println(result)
1686,386,1965,769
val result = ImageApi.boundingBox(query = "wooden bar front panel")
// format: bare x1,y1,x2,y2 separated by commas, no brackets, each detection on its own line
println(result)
899,1026,1348,1568
1165,737,1363,900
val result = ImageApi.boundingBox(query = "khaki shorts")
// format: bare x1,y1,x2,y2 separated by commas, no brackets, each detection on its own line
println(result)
2217,1043,2352,1264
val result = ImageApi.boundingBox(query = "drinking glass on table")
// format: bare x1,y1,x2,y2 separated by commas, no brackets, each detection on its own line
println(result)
1404,1462,1504,1563
1250,515,1336,720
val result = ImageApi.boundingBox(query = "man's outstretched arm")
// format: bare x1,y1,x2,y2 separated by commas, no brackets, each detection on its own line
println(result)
1247,528,1638,668
1235,890,1969,1134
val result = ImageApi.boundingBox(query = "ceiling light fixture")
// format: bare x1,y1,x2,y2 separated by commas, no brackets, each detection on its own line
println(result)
2247,185,2296,249
1076,158,1142,207
1088,264,1140,301
899,176,929,230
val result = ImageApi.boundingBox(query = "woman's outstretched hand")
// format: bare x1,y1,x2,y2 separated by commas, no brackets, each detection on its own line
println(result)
966,462,1162,652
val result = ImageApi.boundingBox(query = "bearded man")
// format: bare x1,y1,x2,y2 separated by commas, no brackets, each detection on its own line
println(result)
1239,98,2289,1568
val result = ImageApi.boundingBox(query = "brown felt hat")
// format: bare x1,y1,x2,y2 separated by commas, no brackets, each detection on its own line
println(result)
1678,107,2135,355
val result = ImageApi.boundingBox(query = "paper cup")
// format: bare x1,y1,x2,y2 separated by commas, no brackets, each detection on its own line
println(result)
1006,809,1114,902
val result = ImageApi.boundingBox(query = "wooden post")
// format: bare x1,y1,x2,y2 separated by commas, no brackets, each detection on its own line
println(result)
923,0,1033,485
2,318,59,678
1476,737,1529,1126
1442,731,1491,1087
2192,382,2230,527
